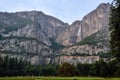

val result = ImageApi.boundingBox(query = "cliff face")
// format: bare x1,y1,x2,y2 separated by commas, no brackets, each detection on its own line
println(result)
57,3,110,46
0,11,67,65
81,3,110,39
56,3,110,64
15,11,68,39
56,21,81,46
0,3,110,65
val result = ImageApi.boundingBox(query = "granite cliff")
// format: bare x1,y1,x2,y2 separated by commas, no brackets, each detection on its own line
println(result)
0,11,67,65
0,3,110,65
57,3,110,46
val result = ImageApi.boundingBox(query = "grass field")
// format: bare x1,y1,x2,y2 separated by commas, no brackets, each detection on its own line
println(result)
0,77,120,80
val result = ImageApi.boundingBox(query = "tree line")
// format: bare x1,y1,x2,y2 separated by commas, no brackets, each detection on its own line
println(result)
0,56,58,76
0,56,120,77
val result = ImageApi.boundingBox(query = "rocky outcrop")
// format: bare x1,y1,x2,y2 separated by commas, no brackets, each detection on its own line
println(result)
61,45,106,55
58,56,100,65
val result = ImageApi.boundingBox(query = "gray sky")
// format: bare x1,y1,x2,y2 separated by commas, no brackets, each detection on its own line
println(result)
0,0,113,24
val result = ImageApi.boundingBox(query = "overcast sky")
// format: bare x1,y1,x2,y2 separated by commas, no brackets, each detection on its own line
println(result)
0,0,113,24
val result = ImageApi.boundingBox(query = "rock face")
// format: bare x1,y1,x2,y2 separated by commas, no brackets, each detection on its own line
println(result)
0,3,110,65
0,11,67,65
15,11,68,39
59,56,100,65
57,3,110,46
56,21,81,46
56,3,110,64
81,3,110,39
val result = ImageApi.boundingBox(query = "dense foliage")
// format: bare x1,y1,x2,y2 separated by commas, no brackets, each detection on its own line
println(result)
58,62,76,77
109,0,120,77
98,52,111,58
76,31,107,46
49,38,65,51
70,53,91,56
0,56,120,77
109,0,120,62
0,56,58,76
76,33,98,45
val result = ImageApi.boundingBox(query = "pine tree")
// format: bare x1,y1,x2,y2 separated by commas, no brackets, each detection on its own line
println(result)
109,0,120,62
99,59,109,77
58,62,76,77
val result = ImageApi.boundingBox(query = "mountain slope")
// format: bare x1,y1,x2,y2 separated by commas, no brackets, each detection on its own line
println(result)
57,3,110,46
0,11,68,65
0,3,110,65
56,3,111,64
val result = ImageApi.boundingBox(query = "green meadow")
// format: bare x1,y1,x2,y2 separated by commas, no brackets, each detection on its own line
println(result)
0,77,119,80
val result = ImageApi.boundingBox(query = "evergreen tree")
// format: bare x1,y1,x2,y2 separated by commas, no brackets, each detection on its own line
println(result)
76,63,85,76
109,0,120,62
89,61,100,76
58,62,76,77
114,63,120,77
99,59,109,77
0,56,3,76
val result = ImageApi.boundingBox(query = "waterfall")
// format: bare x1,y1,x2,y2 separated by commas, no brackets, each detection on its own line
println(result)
77,24,81,37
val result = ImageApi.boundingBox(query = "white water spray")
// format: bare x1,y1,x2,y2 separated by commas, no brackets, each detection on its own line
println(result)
77,24,81,37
